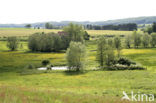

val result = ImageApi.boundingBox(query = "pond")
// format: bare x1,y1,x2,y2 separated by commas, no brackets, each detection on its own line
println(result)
38,66,68,70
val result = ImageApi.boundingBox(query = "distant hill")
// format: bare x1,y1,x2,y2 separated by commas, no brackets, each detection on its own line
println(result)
0,16,156,28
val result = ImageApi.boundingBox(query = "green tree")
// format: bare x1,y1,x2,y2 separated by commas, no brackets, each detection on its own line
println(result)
142,33,150,48
45,22,53,29
83,31,90,40
152,22,156,32
114,36,122,58
60,34,70,50
42,60,50,66
28,32,63,52
150,33,156,47
52,34,62,52
25,24,31,28
144,26,153,34
7,36,19,51
133,31,141,48
66,42,86,71
28,32,42,51
63,23,85,42
45,23,50,29
125,35,131,48
97,37,115,68
108,38,114,47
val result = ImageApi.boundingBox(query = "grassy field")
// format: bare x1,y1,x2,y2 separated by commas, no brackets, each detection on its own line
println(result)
0,28,60,37
0,28,143,37
0,28,155,103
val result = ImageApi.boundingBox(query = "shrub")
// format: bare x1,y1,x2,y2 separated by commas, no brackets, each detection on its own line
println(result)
46,64,52,70
84,31,90,40
7,36,19,51
129,65,145,70
42,60,50,66
117,58,136,66
106,64,145,71
103,58,145,71
106,64,128,70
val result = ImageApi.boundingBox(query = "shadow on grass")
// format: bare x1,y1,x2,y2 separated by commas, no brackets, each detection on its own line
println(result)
24,50,66,54
63,70,88,76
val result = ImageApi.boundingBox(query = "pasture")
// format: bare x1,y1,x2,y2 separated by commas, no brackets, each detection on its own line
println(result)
0,28,155,103
0,28,142,37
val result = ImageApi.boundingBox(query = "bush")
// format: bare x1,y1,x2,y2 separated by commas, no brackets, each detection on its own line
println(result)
129,65,146,70
42,60,50,66
117,58,136,66
46,64,52,70
106,64,128,70
7,36,19,51
103,58,145,71
106,64,145,71
84,31,90,40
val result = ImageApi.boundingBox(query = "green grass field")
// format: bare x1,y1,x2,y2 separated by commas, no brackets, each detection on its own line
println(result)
0,28,155,103
0,28,60,37
0,28,143,37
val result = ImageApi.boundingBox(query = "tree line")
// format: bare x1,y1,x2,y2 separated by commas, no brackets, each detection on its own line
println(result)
143,22,156,34
85,23,137,31
25,22,137,31
125,31,156,48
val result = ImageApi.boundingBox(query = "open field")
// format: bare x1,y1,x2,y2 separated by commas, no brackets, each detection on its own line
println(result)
0,28,61,37
0,36,156,102
0,28,143,37
0,28,155,103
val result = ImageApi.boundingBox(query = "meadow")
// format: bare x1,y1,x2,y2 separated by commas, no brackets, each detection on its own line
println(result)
0,28,143,37
0,28,155,103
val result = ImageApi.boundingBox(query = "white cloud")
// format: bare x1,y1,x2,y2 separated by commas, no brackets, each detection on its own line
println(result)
0,0,155,24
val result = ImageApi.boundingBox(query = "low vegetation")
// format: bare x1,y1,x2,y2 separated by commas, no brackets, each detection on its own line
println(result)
7,36,19,51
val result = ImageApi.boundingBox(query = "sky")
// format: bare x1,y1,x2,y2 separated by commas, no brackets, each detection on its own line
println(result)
0,0,156,24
